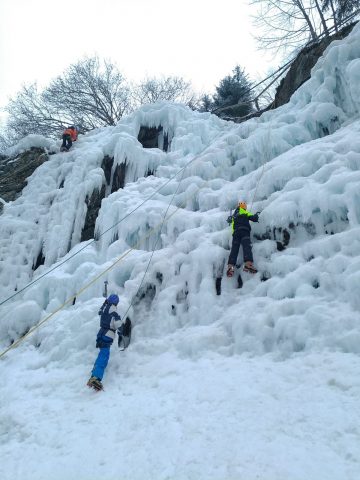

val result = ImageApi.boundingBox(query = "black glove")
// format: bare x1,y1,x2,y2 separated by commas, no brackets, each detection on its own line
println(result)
227,215,233,224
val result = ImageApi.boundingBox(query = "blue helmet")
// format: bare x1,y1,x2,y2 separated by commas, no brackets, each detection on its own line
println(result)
107,294,119,305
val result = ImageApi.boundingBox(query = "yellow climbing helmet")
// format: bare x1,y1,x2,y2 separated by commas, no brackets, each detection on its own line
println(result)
239,201,247,210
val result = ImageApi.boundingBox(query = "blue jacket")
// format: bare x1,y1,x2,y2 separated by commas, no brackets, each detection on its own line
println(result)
97,301,122,342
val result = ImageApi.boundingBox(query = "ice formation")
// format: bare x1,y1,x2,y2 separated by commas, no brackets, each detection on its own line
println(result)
1,24,360,480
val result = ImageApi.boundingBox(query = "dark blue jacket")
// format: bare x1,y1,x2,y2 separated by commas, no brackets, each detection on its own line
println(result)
231,207,259,233
96,301,122,347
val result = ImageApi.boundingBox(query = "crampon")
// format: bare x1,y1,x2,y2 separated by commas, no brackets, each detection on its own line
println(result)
87,376,103,391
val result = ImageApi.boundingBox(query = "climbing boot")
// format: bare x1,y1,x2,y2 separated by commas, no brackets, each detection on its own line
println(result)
243,262,258,274
226,265,235,277
87,376,103,391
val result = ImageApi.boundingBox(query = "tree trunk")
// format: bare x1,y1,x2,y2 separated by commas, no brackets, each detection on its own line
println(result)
314,0,331,37
294,0,318,41
329,0,339,32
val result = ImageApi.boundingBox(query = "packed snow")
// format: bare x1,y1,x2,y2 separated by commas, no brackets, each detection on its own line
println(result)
1,24,360,480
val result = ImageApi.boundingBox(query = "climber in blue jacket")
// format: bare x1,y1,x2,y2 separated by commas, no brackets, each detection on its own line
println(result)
87,293,123,391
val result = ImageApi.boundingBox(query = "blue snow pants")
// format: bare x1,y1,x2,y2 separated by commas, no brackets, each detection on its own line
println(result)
92,347,110,380
92,334,113,380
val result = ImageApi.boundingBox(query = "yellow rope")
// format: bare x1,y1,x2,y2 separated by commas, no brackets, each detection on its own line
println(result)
1,130,228,307
0,124,273,359
0,180,207,359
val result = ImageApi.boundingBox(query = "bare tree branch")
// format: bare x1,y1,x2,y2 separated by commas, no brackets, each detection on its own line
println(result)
132,76,196,107
250,0,359,57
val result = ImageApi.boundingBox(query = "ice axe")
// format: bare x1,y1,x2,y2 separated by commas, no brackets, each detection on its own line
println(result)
103,280,108,298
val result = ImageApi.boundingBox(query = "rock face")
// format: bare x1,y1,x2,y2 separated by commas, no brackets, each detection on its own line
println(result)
80,127,170,241
81,184,106,242
274,22,356,108
101,154,127,191
138,126,169,152
0,137,158,241
111,162,127,193
80,155,127,241
221,22,357,123
0,147,49,213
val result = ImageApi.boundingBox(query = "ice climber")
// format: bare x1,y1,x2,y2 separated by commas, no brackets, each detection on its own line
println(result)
60,125,78,152
87,293,123,391
226,201,260,277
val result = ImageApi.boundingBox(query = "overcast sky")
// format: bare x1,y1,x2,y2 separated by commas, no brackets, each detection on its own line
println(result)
0,0,276,117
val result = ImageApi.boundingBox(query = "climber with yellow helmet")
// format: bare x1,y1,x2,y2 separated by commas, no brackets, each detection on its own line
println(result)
226,200,260,277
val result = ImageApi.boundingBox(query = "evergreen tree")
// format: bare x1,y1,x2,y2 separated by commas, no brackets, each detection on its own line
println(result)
212,65,253,115
322,0,359,22
198,94,214,113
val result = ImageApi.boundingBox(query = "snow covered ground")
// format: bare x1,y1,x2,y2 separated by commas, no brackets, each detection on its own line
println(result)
1,24,360,480
2,343,360,480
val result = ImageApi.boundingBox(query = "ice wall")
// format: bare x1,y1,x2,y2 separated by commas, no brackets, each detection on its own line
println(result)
1,24,360,356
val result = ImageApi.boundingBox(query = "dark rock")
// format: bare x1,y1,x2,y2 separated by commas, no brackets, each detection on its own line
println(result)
111,161,126,193
81,153,130,241
0,147,49,213
276,241,285,252
138,125,169,152
220,22,357,123
260,271,271,282
276,228,291,251
81,184,106,241
282,229,290,247
32,248,45,271
101,155,114,185
135,283,157,305
274,23,357,109
215,276,222,295
101,155,127,192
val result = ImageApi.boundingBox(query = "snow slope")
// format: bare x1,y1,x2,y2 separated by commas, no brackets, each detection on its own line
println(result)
1,24,360,480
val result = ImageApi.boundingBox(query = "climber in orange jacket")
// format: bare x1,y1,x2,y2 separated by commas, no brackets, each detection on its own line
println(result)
60,125,79,152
